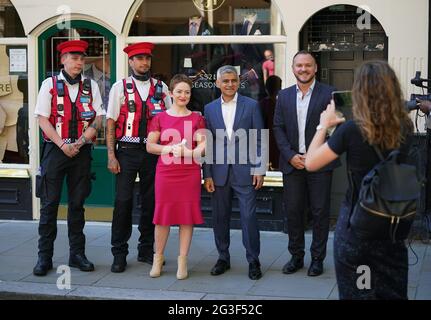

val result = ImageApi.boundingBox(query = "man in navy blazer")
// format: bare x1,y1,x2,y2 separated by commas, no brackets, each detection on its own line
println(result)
273,51,340,277
203,65,267,280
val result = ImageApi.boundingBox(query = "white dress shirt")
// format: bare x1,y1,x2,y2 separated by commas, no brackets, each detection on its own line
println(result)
106,76,171,121
34,71,105,118
296,80,315,154
221,93,238,139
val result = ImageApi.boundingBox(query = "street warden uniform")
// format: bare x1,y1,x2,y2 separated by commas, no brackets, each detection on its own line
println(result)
34,40,105,275
107,42,172,266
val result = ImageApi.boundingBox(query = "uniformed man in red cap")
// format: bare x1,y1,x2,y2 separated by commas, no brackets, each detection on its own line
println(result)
106,42,171,272
33,40,105,276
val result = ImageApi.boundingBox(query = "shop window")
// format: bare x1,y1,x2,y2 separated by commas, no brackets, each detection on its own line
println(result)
129,0,285,36
149,43,282,108
0,0,25,37
0,44,28,164
130,42,283,170
0,0,27,164
127,0,287,171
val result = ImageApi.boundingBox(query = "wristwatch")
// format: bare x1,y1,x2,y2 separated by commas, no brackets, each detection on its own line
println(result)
316,124,327,131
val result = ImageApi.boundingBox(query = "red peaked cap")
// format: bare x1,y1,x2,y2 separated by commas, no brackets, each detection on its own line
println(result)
123,42,154,58
56,40,88,56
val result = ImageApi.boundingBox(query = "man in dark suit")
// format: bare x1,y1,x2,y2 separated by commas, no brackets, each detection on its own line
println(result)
230,14,271,102
203,65,267,280
171,16,223,113
273,51,340,277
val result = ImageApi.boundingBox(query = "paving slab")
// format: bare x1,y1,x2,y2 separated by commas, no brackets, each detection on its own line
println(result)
0,220,429,300
248,270,336,299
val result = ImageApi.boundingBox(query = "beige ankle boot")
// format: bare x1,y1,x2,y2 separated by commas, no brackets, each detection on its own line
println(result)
149,254,164,278
177,255,188,280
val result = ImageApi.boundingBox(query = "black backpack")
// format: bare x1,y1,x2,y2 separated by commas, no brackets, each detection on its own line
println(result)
348,146,421,242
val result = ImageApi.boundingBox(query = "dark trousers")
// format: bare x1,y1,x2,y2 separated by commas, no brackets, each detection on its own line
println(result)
111,145,157,257
282,170,332,261
334,203,408,300
211,167,260,264
38,143,92,259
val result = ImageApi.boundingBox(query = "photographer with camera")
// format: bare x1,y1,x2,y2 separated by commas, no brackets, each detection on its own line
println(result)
305,60,415,299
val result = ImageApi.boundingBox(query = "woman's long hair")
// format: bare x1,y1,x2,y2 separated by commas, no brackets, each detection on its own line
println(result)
352,60,413,150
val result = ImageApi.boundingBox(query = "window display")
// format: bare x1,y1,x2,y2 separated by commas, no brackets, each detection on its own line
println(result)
0,0,25,37
129,0,285,36
0,45,28,164
150,43,283,115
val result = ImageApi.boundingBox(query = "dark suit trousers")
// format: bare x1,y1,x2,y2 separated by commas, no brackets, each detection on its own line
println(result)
211,167,260,264
283,170,332,261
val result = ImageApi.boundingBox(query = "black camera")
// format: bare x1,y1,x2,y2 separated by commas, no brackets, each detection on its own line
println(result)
406,71,431,111
407,93,431,111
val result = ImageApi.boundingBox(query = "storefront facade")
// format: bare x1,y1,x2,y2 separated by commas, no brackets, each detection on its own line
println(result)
0,0,428,229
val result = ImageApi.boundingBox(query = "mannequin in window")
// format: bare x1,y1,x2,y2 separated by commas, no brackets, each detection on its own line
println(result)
0,46,25,164
230,9,271,101
172,14,215,76
238,11,260,36
171,14,222,113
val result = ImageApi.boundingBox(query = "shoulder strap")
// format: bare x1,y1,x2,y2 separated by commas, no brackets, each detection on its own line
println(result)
51,76,64,139
54,76,65,117
123,77,136,137
372,145,385,161
153,79,163,101
124,77,136,111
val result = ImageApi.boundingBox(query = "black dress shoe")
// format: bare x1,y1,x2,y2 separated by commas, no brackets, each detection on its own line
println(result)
282,256,304,274
248,261,262,280
33,257,53,276
307,259,323,277
210,259,230,276
69,254,95,272
111,255,127,273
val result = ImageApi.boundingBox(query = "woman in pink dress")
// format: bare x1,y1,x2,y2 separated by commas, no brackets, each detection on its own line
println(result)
146,74,206,280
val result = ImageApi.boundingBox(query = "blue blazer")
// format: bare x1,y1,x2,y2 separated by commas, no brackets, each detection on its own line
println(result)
203,94,266,186
273,81,341,174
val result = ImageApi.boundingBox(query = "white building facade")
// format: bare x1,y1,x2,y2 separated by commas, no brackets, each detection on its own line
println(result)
0,0,428,224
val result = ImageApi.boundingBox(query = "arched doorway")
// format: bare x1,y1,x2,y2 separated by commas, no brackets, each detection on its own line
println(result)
37,20,117,213
299,4,388,90
299,4,388,222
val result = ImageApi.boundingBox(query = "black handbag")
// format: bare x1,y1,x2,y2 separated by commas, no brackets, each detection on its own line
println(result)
348,146,421,242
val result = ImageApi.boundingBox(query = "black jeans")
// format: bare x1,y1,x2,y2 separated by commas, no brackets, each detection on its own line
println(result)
111,144,158,257
38,143,92,259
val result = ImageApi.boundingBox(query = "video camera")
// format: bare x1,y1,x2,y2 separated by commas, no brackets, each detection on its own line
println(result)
406,71,431,111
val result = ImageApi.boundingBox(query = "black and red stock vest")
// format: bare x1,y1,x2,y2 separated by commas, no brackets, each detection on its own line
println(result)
115,77,167,143
45,76,96,142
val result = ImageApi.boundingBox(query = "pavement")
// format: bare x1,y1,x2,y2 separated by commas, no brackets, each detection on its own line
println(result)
0,220,430,300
